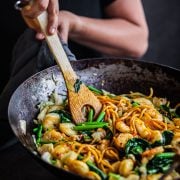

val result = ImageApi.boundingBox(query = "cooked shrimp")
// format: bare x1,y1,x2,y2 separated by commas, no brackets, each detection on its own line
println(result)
59,123,77,136
134,118,151,139
146,108,163,120
47,105,64,113
173,118,180,126
119,159,134,177
171,132,180,151
147,174,163,180
42,113,60,131
96,139,110,151
38,143,54,155
91,128,106,142
112,161,121,173
67,160,89,176
61,151,78,164
116,120,130,133
37,106,49,122
113,133,133,149
149,130,163,143
42,129,64,142
126,174,139,180
53,144,71,159
86,171,101,180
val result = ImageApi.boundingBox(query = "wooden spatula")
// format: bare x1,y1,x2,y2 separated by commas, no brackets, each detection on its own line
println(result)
36,12,102,124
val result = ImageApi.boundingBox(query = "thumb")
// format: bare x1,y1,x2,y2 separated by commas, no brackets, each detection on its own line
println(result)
58,24,69,43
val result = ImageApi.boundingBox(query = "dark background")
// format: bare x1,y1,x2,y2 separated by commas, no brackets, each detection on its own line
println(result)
0,0,180,93
0,1,179,179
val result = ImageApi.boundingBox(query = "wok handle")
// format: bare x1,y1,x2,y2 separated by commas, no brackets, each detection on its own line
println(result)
37,12,78,82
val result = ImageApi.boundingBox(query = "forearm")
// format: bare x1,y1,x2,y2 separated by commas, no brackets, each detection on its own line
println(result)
69,17,148,58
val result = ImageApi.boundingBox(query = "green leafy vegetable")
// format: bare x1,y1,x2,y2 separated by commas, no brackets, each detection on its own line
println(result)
87,85,103,95
60,114,71,123
147,152,175,174
152,130,174,147
50,110,72,123
74,79,82,93
132,101,140,107
81,130,93,136
162,131,174,145
105,128,113,140
83,134,92,142
125,138,150,156
160,105,179,119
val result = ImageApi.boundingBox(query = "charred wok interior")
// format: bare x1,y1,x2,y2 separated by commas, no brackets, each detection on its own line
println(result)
8,58,180,179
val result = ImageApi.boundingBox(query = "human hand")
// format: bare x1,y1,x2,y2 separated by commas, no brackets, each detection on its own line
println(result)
21,0,59,40
57,10,82,43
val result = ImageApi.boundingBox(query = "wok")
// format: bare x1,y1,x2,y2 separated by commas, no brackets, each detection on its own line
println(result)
8,57,180,179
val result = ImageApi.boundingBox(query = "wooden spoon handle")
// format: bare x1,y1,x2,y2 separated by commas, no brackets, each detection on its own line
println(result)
37,12,77,83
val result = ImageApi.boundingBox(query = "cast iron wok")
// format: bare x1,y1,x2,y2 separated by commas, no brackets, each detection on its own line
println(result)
8,58,180,179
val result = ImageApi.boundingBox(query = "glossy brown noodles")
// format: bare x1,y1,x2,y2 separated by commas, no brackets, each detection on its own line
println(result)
32,88,180,180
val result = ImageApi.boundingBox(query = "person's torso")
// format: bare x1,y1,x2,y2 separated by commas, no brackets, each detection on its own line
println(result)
59,0,112,59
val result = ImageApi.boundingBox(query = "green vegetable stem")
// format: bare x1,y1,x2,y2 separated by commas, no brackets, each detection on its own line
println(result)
95,111,105,122
74,122,108,131
34,124,43,144
87,85,103,95
88,109,94,122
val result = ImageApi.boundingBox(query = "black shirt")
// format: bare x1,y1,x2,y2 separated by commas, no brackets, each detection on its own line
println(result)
58,0,114,59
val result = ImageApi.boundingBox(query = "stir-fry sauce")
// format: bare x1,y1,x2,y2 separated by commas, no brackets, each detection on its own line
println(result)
33,87,180,180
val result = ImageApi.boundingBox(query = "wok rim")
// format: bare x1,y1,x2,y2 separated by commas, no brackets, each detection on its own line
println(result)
7,57,180,100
